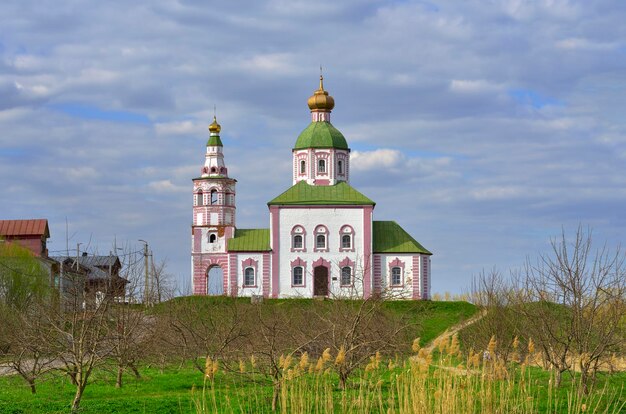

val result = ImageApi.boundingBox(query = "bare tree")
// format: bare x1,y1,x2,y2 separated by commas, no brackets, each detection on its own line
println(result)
460,269,521,363
315,297,414,389
150,258,176,304
162,297,250,374
44,268,115,412
2,309,57,394
513,227,626,391
108,252,155,388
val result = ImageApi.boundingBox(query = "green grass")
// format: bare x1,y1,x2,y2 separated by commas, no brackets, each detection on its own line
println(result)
1,357,624,413
0,298,477,413
157,296,478,346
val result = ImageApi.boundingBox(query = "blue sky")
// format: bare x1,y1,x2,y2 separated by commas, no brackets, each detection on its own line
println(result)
1,0,626,295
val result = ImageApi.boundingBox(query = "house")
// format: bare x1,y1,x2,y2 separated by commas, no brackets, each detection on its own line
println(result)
191,77,432,299
51,253,128,305
0,219,50,257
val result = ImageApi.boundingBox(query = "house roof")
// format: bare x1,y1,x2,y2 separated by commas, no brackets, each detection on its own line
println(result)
51,255,124,281
372,221,432,255
268,181,375,206
294,122,349,150
0,219,49,238
227,229,271,252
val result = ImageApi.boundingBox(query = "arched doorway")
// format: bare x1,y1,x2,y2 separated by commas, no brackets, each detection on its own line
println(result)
207,265,224,295
313,266,329,296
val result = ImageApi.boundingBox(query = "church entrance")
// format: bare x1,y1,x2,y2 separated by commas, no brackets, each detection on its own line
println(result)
313,266,329,296
207,265,224,295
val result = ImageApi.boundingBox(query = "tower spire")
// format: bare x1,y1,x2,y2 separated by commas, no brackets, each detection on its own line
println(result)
307,70,334,122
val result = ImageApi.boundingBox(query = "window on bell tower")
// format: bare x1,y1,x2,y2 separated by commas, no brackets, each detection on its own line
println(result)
210,189,218,205
196,191,204,206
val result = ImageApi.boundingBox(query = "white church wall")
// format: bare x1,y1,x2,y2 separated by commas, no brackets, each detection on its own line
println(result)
376,253,418,299
276,207,367,298
232,252,265,297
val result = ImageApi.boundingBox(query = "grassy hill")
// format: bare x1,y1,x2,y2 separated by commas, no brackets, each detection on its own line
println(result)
0,298,478,414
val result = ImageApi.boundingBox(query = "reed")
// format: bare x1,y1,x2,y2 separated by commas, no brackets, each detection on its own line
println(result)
192,335,625,413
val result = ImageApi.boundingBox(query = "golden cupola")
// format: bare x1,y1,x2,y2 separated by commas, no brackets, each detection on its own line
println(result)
307,75,335,112
208,116,221,134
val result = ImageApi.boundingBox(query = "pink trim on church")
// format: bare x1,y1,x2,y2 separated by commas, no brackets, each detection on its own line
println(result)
241,258,259,288
362,206,373,298
388,257,406,288
290,257,307,287
412,255,421,299
270,206,280,298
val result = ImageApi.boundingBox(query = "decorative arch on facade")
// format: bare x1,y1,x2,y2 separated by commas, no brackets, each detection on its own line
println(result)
339,225,355,252
388,257,406,287
312,257,331,270
290,257,307,287
314,225,329,252
339,257,355,287
203,257,229,296
241,258,258,287
291,225,306,252
196,190,204,206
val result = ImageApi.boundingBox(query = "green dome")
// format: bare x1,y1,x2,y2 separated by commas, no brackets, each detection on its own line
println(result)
294,122,349,150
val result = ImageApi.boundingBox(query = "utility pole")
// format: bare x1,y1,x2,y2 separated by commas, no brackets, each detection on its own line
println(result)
75,243,82,270
139,240,149,306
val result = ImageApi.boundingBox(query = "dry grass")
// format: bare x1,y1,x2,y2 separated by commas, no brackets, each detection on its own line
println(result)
192,335,625,413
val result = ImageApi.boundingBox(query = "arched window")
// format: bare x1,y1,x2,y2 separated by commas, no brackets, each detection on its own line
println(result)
209,233,217,243
210,189,218,204
244,267,255,286
292,266,304,286
316,235,326,249
291,225,306,251
391,267,402,286
196,191,204,206
300,160,306,174
341,266,352,286
293,235,303,249
341,234,351,249
314,225,328,251
339,225,354,252
318,159,326,173
337,160,343,174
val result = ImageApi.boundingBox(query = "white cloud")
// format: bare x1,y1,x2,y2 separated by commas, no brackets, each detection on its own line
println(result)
449,79,503,94
351,149,403,171
1,0,626,296
555,38,618,51
155,120,198,136
147,180,186,193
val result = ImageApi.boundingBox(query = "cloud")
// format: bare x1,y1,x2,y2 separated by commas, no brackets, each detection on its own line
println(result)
1,0,626,295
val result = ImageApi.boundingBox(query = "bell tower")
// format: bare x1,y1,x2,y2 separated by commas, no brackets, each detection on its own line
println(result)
191,116,237,292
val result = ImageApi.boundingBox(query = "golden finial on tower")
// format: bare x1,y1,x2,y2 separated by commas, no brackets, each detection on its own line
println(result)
308,68,335,112
208,113,221,134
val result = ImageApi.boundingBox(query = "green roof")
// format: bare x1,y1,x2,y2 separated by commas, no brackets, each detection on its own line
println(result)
227,228,271,252
294,122,349,150
207,135,223,147
373,221,431,255
268,181,375,206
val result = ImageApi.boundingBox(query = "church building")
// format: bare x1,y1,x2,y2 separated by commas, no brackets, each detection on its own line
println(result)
191,77,431,299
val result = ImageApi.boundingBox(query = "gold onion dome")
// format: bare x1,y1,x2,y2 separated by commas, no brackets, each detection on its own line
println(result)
307,75,335,112
208,116,221,134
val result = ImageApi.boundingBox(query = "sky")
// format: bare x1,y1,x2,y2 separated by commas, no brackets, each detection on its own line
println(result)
1,0,626,295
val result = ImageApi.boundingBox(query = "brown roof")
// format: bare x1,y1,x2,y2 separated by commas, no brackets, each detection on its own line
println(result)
0,219,50,238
